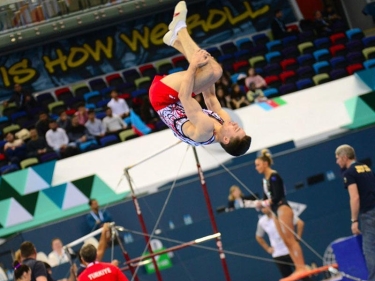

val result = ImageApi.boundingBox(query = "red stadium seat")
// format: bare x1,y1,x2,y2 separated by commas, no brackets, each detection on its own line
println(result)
279,71,297,84
346,63,364,75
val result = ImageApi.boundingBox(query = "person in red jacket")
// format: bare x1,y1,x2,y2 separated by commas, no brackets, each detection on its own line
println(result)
78,244,128,281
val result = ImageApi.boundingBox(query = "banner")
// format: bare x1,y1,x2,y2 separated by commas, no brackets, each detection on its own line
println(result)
0,0,295,97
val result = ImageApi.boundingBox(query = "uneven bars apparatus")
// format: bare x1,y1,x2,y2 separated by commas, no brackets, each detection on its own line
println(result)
123,140,182,281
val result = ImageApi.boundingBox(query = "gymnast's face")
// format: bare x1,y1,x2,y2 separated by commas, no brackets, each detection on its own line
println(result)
255,159,267,174
221,121,246,143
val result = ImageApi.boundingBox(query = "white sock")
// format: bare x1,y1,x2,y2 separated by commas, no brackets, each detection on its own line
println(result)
174,21,187,36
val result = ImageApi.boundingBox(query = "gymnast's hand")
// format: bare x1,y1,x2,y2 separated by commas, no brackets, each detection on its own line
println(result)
191,49,210,69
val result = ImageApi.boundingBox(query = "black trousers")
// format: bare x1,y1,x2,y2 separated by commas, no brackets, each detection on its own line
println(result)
274,254,294,278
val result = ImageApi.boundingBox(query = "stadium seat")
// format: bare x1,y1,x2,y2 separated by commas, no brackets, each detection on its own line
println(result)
346,28,364,41
313,49,331,62
282,35,298,47
329,68,348,80
297,54,315,66
282,46,300,58
39,151,59,162
172,55,189,69
131,89,148,98
296,66,315,79
312,73,330,85
117,82,136,94
298,30,316,43
264,75,282,88
313,61,331,74
139,64,157,77
330,33,347,45
106,73,125,87
48,101,66,115
2,104,19,118
330,56,347,69
206,47,222,58
314,37,331,49
20,157,39,169
84,91,102,104
220,42,238,54
55,87,74,102
134,77,151,90
11,111,28,127
236,37,254,51
296,78,314,90
155,60,174,75
99,135,120,146
122,68,141,84
233,60,250,73
279,83,297,95
234,50,251,62
362,47,375,60
119,129,138,141
0,163,19,175
252,33,270,45
3,124,21,135
346,63,364,75
217,54,235,71
250,45,268,56
89,78,107,92
298,42,315,54
249,56,267,68
363,58,375,69
345,40,364,53
266,40,282,52
330,44,347,57
0,117,11,133
346,52,365,64
263,63,282,76
72,83,90,98
265,51,282,63
362,36,375,48
168,67,184,74
280,58,298,71
263,88,279,98
35,92,55,108
279,71,298,84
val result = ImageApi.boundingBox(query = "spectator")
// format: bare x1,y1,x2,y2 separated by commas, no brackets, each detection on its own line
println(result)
4,132,27,164
227,185,256,210
13,261,31,281
271,9,293,39
3,84,36,112
56,111,71,131
26,128,53,158
78,244,128,281
45,120,78,158
323,4,342,23
75,104,89,125
67,115,93,145
216,86,231,108
35,112,51,137
47,238,70,267
229,84,250,109
86,199,113,231
20,241,54,281
246,82,268,103
85,109,105,139
102,107,127,134
314,10,332,37
245,67,267,90
107,89,130,118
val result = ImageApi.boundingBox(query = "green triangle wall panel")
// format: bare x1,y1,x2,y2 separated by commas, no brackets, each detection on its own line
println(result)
0,180,21,200
2,169,28,195
0,199,12,226
360,91,375,112
72,176,95,198
91,175,122,204
355,68,375,90
33,191,62,219
31,160,56,185
15,192,39,215
344,96,375,129
43,184,67,208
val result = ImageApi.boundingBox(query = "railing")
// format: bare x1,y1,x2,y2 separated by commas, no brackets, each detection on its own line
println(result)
0,0,130,34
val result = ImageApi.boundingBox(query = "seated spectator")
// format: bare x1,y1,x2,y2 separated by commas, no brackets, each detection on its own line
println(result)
107,89,130,118
216,86,231,108
323,4,341,23
102,107,127,134
74,103,88,125
35,112,51,137
271,9,294,39
314,10,332,37
26,128,53,158
246,82,268,103
86,199,113,232
227,185,256,210
56,111,71,131
85,109,105,139
46,120,78,158
67,115,92,144
230,84,250,109
3,84,37,113
245,67,267,90
4,132,27,164
48,238,70,267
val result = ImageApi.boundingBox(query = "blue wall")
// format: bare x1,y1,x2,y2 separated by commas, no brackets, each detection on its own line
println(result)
1,126,375,280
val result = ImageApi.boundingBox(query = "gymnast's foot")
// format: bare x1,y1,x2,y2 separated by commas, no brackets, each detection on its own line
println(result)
163,1,187,46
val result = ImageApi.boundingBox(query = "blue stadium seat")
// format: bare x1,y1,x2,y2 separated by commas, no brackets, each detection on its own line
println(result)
296,78,314,90
313,49,331,62
235,37,254,51
313,61,331,74
266,40,282,52
314,37,331,49
265,51,282,63
263,88,279,98
252,33,270,46
346,28,364,41
363,58,375,69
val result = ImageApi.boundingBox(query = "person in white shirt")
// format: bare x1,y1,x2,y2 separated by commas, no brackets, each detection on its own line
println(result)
255,206,305,278
107,90,130,118
45,120,77,157
102,107,127,134
48,238,70,267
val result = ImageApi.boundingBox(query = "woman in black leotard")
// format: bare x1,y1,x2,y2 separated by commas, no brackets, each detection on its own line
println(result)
255,149,307,277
